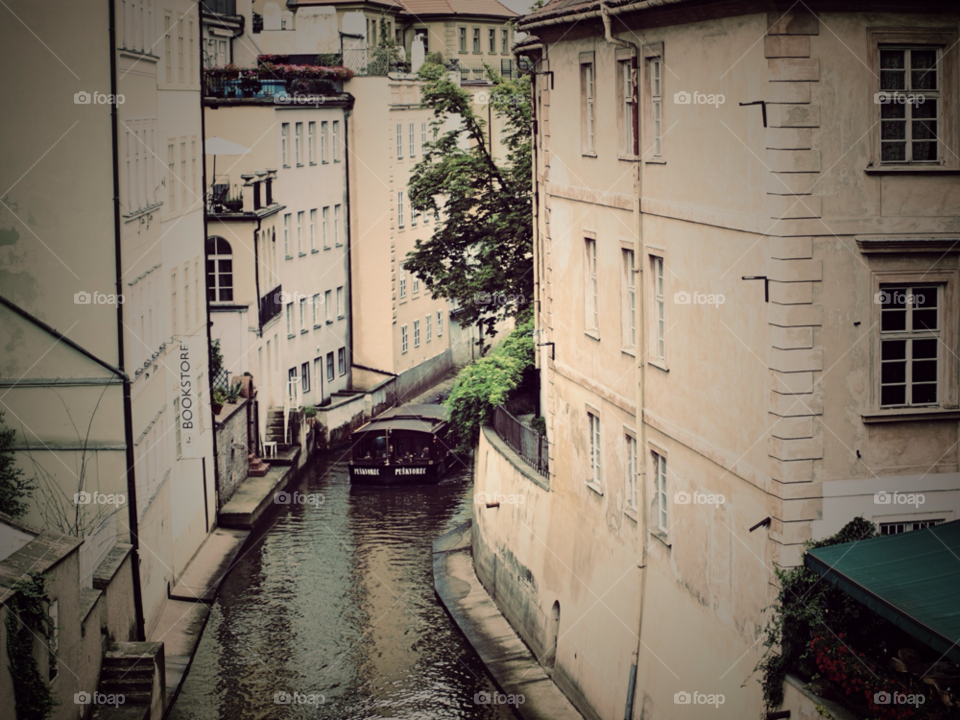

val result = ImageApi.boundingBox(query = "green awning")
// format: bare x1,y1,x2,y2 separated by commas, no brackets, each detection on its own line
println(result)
804,520,960,663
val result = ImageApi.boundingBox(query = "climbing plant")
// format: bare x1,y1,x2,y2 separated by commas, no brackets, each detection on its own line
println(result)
4,572,57,720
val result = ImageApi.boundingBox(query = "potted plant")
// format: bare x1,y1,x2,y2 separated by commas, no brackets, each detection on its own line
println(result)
212,388,227,415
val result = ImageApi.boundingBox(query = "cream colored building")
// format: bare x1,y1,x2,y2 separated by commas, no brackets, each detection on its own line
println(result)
0,0,216,643
468,2,960,719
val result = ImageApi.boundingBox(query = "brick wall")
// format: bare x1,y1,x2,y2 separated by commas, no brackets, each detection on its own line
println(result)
216,399,250,508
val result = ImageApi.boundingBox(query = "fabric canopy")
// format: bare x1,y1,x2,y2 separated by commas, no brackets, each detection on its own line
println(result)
205,137,251,155
805,520,960,663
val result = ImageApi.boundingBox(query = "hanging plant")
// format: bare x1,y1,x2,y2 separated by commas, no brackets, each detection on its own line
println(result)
4,572,58,720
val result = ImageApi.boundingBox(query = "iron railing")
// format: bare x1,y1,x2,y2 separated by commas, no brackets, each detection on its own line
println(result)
447,58,516,82
341,46,409,77
260,284,282,329
492,404,549,478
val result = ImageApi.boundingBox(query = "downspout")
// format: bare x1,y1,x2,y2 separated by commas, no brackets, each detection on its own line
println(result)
109,0,146,642
201,45,223,529
600,5,646,718
343,103,355,390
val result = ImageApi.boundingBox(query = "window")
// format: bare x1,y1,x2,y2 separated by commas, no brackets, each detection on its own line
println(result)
647,55,663,158
286,302,294,335
167,142,175,208
422,122,427,149
310,208,316,251
336,286,344,318
619,60,636,156
174,397,181,458
397,123,403,159
321,121,328,162
283,213,291,257
653,255,665,360
170,269,178,336
177,15,184,82
399,267,407,299
191,138,197,197
459,27,466,53
338,347,346,375
588,412,601,487
299,297,307,332
502,29,509,54
626,434,638,512
334,204,342,245
410,122,416,157
308,121,316,163
398,191,405,227
164,13,172,79
878,47,940,164
180,140,187,206
426,314,432,342
622,249,636,349
194,260,200,324
879,284,940,407
473,27,480,53
414,319,421,347
324,289,332,322
313,357,321,393
581,57,595,154
297,210,304,254
652,451,667,531
312,293,320,327
332,121,340,161
282,123,290,166
295,122,302,165
322,206,329,248
327,351,334,381
206,236,233,302
299,362,309,393
183,265,190,330
437,311,444,336
489,28,496,53
401,325,409,353
411,205,418,226
879,518,944,535
584,237,598,333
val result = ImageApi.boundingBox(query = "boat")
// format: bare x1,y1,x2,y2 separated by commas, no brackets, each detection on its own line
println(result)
348,404,455,484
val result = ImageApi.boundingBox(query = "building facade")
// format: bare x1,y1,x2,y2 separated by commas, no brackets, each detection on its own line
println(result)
467,2,960,719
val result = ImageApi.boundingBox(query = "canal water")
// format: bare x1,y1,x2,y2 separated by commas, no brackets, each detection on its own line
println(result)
168,451,514,720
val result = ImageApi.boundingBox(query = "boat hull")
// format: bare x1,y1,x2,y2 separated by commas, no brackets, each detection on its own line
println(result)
349,462,447,485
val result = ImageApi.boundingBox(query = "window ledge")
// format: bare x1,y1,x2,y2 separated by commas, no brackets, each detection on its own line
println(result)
337,315,345,320
298,252,306,257
300,329,308,335
296,163,304,168
311,249,319,254
585,481,604,496
285,255,293,260
584,330,600,342
647,359,669,373
621,347,637,358
864,164,960,175
624,506,639,523
313,324,322,330
287,334,295,339
326,320,333,325
335,243,343,248
645,159,667,165
862,408,960,424
323,246,331,251
582,151,598,158
619,154,640,162
650,529,672,548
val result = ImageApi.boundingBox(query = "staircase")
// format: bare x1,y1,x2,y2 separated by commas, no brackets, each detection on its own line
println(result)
93,642,164,719
265,408,287,445
247,453,270,477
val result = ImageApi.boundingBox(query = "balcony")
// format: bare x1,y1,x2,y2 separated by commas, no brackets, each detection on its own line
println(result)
448,58,517,82
207,170,281,218
259,284,282,329
203,61,352,100
492,404,549,478
200,0,236,16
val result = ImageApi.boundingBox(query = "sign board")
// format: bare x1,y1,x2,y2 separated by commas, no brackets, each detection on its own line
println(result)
178,335,203,459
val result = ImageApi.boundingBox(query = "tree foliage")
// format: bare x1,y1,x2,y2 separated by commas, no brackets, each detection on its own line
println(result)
445,316,534,451
405,62,533,338
0,410,34,519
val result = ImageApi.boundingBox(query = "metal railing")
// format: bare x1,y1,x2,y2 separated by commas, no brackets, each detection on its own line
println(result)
492,405,549,478
341,46,409,77
447,58,516,82
260,284,282,329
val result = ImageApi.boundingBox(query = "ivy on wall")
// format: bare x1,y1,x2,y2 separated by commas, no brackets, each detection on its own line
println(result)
4,572,57,720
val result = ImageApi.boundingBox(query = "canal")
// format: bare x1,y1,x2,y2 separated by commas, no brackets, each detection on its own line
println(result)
168,451,514,720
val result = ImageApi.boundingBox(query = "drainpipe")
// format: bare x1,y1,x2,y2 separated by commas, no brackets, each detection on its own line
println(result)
109,0,146,642
599,5,646,718
343,102,355,390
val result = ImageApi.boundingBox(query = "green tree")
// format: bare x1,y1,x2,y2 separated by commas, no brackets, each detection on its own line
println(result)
0,410,34,518
404,62,533,338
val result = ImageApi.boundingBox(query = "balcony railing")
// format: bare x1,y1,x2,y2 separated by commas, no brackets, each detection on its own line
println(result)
492,404,549,478
260,284,282,329
200,0,236,15
341,47,410,77
448,58,516,82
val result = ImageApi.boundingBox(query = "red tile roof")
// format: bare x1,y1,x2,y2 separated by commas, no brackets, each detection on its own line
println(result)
289,0,517,16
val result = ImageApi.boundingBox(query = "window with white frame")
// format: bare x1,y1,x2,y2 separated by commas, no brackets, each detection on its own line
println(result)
411,205,418,226
399,267,407,299
426,314,432,342
321,121,328,162
410,122,416,157
878,46,940,164
587,412,601,487
336,286,344,318
334,204,342,245
332,121,340,161
297,211,304,254
581,57,595,154
489,28,496,53
206,236,233,302
626,434,638,512
286,302,293,336
459,27,466,53
412,276,419,294
879,284,940,407
397,123,403,159
422,122,427,149
619,60,636,156
473,27,480,53
502,28,508,54
648,56,663,158
653,255,665,360
584,237,598,333
310,208,316,250
401,324,409,353
282,123,290,166
322,206,329,248
437,311,444,336
171,269,178,336
324,289,332,321
295,122,302,165
622,249,636,349
308,121,316,163
283,213,291,257
327,351,334,381
299,297,306,332
398,191,405,227
652,450,667,531
338,347,346,375
414,319,421,348
879,518,944,535
312,293,319,327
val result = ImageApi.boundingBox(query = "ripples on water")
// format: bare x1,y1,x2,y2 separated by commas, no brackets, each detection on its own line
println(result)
169,453,514,720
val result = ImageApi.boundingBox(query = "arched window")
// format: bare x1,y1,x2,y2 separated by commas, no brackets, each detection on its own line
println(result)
206,236,233,302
